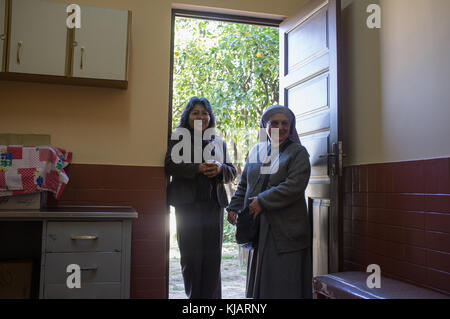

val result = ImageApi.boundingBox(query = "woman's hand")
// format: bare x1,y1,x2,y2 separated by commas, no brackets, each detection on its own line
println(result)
227,211,238,225
203,161,223,178
248,197,263,219
197,163,210,174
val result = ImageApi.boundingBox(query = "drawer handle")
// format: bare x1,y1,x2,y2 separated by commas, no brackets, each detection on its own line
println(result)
80,46,85,69
71,235,98,240
80,265,98,271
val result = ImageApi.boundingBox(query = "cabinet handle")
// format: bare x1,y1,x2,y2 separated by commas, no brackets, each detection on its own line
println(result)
80,47,85,69
80,265,98,271
71,235,98,240
17,41,23,64
0,34,5,41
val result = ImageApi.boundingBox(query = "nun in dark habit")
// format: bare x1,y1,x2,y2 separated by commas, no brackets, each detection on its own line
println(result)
227,104,312,299
165,96,236,299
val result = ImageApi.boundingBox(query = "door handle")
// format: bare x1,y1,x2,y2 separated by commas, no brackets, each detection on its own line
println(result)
319,142,346,176
0,34,5,40
319,153,337,158
319,152,347,159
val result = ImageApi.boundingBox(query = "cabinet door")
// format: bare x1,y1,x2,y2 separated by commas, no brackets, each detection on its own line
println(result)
0,0,6,71
8,0,67,75
72,6,129,81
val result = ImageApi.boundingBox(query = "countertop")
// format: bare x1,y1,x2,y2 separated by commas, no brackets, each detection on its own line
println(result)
0,206,138,219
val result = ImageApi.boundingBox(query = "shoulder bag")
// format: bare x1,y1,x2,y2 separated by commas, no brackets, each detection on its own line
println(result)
235,139,293,249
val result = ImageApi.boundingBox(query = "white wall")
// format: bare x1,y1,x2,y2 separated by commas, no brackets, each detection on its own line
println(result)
342,0,450,165
0,0,307,166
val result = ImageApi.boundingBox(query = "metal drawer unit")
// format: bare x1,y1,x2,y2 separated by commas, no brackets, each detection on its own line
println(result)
36,207,137,299
43,251,122,299
45,221,122,253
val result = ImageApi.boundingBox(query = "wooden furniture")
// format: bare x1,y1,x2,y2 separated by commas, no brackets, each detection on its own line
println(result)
0,206,137,299
0,0,131,89
313,272,450,299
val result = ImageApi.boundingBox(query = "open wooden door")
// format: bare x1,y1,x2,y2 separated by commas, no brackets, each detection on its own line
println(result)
279,0,342,276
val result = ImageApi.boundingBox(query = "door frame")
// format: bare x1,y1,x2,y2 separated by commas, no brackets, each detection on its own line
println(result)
168,9,283,137
166,2,344,296
166,9,282,298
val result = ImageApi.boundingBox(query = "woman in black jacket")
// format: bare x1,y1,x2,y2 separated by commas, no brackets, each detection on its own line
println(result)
165,97,236,299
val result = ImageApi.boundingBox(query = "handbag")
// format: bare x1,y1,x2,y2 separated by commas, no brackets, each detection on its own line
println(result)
235,185,266,249
235,140,292,249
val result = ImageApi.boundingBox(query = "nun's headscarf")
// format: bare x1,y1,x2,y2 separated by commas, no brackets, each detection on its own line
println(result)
259,105,302,145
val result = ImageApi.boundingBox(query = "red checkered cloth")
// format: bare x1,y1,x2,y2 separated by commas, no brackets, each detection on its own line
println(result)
0,146,72,199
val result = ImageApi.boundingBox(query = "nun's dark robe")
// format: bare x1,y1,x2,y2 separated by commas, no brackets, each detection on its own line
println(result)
227,139,312,299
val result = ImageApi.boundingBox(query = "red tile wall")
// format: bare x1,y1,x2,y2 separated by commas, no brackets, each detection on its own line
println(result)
343,158,450,295
47,164,167,298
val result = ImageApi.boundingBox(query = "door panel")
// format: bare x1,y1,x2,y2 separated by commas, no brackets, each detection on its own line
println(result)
286,6,328,72
0,0,6,71
296,111,330,136
8,0,67,75
288,74,329,117
280,0,342,276
72,6,129,80
301,131,329,180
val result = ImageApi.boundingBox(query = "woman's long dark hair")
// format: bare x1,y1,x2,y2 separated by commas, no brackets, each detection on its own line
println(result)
178,96,216,129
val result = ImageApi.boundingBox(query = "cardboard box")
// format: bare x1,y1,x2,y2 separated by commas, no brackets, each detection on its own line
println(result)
0,261,33,299
0,133,51,146
0,192,47,210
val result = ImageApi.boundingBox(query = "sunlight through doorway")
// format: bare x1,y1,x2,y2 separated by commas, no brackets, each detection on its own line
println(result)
168,11,280,299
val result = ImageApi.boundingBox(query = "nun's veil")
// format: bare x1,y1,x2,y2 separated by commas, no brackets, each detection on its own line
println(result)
259,105,302,145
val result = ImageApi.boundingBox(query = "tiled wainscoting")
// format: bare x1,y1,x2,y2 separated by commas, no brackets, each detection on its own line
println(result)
343,158,450,295
47,164,167,298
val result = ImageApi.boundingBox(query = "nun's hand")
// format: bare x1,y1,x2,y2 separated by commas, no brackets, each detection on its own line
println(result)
248,197,263,219
227,211,238,225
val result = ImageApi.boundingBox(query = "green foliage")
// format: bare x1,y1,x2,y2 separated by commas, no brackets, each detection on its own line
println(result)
172,18,279,243
223,214,236,243
173,18,279,167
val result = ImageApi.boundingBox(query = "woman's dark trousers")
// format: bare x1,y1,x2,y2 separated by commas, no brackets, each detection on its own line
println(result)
175,200,223,299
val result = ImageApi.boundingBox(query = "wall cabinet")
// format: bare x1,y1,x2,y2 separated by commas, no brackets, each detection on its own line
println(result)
0,0,131,88
9,0,67,76
0,0,6,71
71,6,129,81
